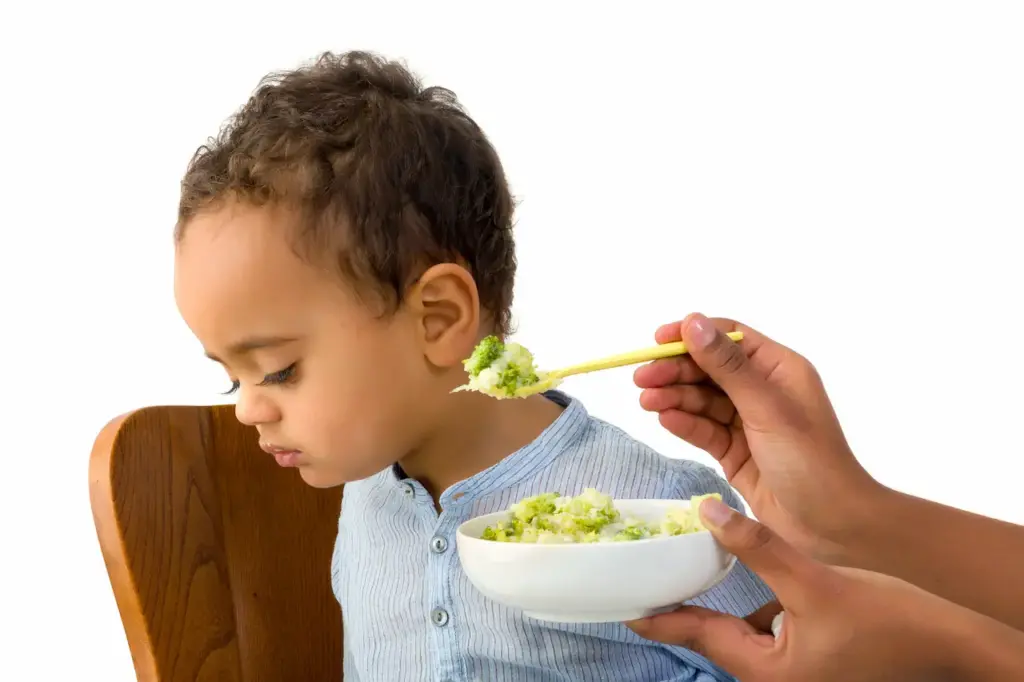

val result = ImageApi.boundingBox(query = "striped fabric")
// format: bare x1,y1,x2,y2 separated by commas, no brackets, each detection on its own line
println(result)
332,391,775,681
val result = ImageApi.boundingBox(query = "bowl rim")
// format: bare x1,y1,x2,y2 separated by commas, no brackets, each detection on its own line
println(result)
455,498,717,549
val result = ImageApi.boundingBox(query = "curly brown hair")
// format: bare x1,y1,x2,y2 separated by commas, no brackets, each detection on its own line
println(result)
176,51,517,335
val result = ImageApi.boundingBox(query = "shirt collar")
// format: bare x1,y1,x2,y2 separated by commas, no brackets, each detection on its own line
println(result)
388,390,588,507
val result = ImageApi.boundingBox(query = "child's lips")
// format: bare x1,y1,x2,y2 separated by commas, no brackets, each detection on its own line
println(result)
272,451,302,467
259,442,303,467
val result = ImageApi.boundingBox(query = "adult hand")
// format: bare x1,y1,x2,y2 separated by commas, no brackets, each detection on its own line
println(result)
626,499,1024,682
636,313,1024,631
633,313,881,559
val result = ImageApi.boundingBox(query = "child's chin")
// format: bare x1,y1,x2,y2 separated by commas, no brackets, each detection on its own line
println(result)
296,466,346,489
296,461,377,489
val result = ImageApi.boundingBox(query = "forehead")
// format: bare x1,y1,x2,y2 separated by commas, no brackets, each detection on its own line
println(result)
173,202,351,348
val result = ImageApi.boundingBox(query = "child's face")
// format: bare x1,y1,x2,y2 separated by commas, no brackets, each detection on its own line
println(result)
173,202,443,488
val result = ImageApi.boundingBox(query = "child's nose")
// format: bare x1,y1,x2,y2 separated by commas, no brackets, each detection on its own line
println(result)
234,388,281,427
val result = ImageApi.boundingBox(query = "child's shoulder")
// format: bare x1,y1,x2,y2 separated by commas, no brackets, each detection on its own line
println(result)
544,408,743,506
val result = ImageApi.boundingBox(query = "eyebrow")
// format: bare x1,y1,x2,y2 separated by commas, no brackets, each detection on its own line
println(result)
205,336,298,362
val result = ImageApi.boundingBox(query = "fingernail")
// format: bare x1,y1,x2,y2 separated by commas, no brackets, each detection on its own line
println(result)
771,611,785,638
686,314,718,350
700,498,735,528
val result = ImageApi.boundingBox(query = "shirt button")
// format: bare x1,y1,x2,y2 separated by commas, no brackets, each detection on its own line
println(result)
430,608,450,627
430,536,448,554
401,482,415,498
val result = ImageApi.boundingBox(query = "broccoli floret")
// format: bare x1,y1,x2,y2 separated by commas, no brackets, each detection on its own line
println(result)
558,488,619,525
464,335,505,376
511,492,560,523
496,364,542,396
457,337,552,399
496,364,522,396
614,525,648,541
493,343,541,395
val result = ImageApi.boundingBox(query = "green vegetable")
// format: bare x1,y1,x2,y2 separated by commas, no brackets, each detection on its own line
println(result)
464,335,505,377
613,524,650,541
459,336,544,398
480,489,723,544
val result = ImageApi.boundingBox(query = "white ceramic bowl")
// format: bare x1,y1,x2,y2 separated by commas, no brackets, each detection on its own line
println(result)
456,499,736,623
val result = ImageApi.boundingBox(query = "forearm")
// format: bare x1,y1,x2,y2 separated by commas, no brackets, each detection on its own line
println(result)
939,601,1024,681
843,487,1024,631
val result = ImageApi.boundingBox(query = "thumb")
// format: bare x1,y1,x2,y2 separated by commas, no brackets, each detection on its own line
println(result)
681,313,766,407
699,497,823,610
626,606,774,679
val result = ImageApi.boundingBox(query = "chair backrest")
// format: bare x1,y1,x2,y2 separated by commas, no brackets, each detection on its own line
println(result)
90,405,343,681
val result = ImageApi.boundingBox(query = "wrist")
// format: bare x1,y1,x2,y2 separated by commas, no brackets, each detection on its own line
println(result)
937,614,1024,675
932,605,1024,681
928,607,983,681
818,476,899,567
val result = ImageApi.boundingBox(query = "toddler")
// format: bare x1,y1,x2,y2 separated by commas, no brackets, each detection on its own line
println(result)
173,51,774,682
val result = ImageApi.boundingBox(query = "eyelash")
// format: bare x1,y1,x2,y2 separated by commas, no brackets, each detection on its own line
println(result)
260,363,298,386
222,363,298,395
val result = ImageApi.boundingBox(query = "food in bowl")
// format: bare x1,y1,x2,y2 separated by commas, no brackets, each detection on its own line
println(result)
456,495,737,623
481,488,722,544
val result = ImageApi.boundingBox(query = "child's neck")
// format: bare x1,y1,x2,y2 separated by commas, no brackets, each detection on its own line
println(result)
398,390,565,507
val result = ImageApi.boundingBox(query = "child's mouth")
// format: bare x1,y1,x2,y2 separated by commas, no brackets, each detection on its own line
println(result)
260,441,303,467
272,450,302,467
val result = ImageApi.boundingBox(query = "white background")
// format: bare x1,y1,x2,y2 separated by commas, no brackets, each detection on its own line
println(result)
2,2,1022,679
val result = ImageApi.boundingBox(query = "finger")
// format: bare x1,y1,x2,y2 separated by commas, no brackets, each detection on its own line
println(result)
658,410,754,484
744,601,785,634
633,356,708,388
656,316,767,350
771,611,785,638
679,314,769,400
657,410,735,462
698,497,825,610
626,606,775,679
640,385,736,425
677,314,813,432
655,320,685,344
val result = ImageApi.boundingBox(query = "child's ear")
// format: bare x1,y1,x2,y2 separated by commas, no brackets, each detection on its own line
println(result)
409,263,480,367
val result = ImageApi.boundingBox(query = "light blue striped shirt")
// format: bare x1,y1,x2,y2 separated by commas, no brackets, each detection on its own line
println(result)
332,392,775,681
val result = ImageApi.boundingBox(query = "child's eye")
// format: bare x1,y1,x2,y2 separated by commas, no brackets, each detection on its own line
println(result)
222,379,241,396
259,363,297,386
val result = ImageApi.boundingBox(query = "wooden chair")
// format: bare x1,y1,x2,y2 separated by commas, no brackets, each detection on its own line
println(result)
89,405,344,681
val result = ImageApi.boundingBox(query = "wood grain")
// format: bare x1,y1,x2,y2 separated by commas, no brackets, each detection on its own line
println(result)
90,405,343,681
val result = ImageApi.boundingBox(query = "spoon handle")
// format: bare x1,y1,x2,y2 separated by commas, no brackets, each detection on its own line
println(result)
548,332,745,380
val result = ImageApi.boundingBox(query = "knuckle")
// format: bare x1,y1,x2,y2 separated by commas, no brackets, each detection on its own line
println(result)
650,357,686,385
794,353,822,384
689,387,711,413
732,517,775,551
679,639,707,657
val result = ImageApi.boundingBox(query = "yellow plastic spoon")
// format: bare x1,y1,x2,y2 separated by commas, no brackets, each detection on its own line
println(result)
465,332,745,399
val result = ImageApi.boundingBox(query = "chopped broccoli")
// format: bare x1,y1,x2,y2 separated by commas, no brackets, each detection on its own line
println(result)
457,336,547,398
511,492,560,523
464,335,505,376
479,489,723,544
613,525,649,541
664,493,724,533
